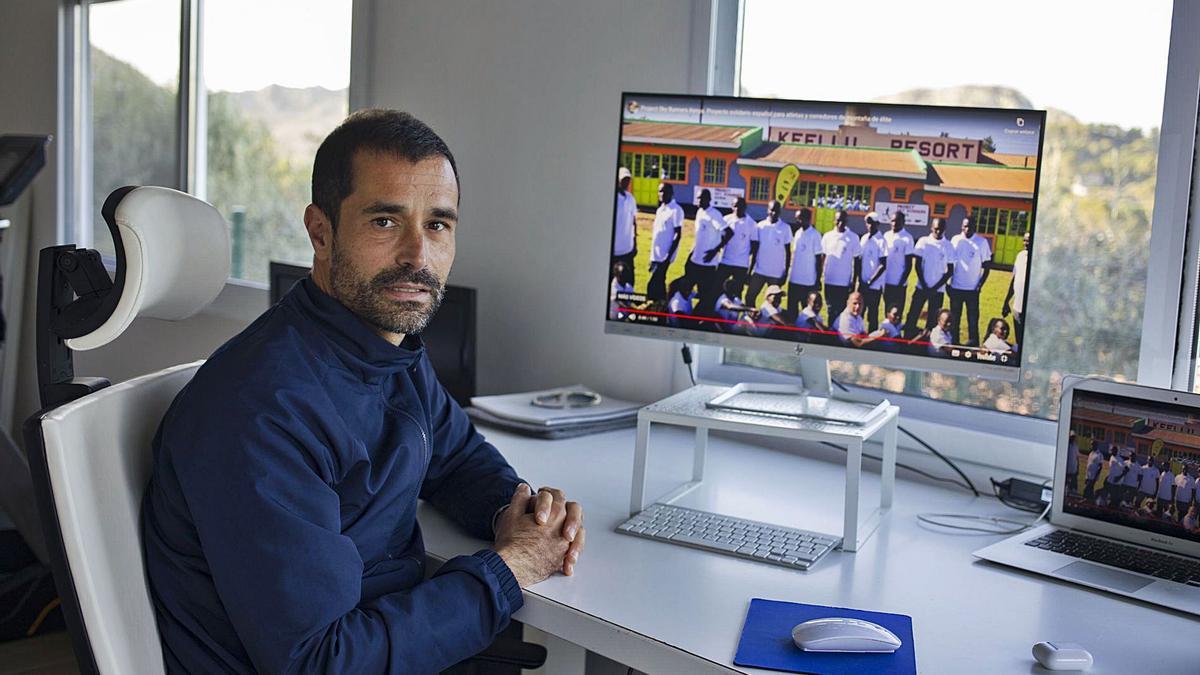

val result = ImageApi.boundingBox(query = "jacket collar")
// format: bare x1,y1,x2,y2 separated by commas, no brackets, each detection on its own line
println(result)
286,276,425,378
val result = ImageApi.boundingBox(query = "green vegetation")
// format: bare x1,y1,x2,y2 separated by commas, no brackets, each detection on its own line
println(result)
91,48,342,284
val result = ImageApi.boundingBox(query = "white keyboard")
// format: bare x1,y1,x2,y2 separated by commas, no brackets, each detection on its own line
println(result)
616,503,841,570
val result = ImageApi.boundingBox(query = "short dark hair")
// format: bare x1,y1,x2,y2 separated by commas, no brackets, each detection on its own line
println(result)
311,108,460,227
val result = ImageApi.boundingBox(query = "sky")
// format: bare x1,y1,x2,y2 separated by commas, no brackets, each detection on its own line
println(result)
88,0,352,92
627,95,1043,155
740,0,1173,132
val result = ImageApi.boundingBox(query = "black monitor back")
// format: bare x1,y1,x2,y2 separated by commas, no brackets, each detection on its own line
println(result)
269,262,477,406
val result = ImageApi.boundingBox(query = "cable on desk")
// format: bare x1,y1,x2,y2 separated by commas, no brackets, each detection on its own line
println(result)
818,441,974,491
830,377,980,497
680,343,696,386
917,479,1052,535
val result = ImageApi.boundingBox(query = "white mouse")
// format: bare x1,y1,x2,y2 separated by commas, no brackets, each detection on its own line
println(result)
791,617,902,653
1032,642,1093,671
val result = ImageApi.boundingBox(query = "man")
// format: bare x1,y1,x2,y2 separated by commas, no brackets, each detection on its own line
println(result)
680,189,733,316
752,285,788,336
787,207,823,320
858,212,888,332
718,197,758,301
835,292,879,348
983,318,1016,354
665,278,695,328
745,200,792,309
1103,447,1128,506
872,305,904,346
714,277,752,328
882,210,915,321
613,166,637,287
1175,464,1198,523
821,209,862,324
609,261,633,319
1084,441,1105,501
1121,452,1144,508
1138,455,1161,512
925,308,954,355
904,217,955,339
796,291,828,333
948,216,992,346
1156,458,1177,517
142,110,586,674
646,182,684,302
1066,431,1081,495
1003,232,1031,337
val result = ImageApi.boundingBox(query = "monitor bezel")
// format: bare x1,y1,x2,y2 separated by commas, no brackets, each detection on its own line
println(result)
1051,377,1200,560
605,91,1046,382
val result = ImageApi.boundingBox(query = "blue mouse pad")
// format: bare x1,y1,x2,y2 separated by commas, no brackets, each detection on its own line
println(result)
733,598,916,675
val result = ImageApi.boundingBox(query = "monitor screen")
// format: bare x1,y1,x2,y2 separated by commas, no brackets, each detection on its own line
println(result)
1064,390,1200,544
605,93,1046,380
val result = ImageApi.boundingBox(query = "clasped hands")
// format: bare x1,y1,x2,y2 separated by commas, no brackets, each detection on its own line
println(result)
493,484,586,587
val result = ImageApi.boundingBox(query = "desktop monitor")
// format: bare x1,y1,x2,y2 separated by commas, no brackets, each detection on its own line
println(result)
605,93,1046,381
268,261,478,406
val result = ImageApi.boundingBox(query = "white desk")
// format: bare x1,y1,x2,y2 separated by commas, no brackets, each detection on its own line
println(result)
419,424,1199,674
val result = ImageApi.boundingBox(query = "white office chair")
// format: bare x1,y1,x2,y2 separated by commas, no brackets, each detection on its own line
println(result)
24,185,229,674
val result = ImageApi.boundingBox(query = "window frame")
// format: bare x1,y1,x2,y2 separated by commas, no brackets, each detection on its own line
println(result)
702,0,1200,476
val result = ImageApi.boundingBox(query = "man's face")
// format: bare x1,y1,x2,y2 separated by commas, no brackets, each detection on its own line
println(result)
962,218,975,237
658,183,668,205
994,321,1009,339
736,199,746,218
768,201,781,222
848,293,862,316
835,212,847,231
699,191,711,208
1023,232,1031,250
809,294,822,312
938,311,950,329
619,176,631,192
866,218,878,235
308,152,458,343
768,293,782,308
891,214,904,232
932,219,946,239
886,307,900,324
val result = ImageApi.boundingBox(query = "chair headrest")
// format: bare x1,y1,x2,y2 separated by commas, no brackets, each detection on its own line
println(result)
66,187,230,351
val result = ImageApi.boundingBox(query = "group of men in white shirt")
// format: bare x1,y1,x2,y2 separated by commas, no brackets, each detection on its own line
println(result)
618,173,1027,354
1078,438,1200,529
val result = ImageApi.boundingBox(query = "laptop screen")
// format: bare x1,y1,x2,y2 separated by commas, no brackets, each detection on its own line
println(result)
1064,389,1200,543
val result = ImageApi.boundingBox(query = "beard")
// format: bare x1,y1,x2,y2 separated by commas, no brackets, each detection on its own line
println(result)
329,245,445,336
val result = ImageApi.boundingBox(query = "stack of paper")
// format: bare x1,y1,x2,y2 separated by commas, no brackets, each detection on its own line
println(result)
466,386,642,439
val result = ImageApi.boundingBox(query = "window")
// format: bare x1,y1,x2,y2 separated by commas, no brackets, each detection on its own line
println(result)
703,158,727,185
74,0,352,284
789,180,817,207
661,153,687,181
749,176,772,202
812,182,871,210
727,0,1178,422
934,202,947,215
87,0,182,257
894,187,907,200
634,152,660,179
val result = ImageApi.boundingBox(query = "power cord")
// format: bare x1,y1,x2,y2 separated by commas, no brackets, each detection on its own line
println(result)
830,377,980,497
680,344,696,385
917,480,1053,535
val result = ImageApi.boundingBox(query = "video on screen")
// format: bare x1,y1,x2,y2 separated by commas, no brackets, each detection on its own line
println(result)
607,94,1045,367
1064,391,1200,543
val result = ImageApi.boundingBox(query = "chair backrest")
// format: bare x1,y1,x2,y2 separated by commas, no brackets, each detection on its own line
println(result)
27,362,202,675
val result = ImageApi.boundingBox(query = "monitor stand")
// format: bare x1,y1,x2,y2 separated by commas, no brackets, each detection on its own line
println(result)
631,355,899,551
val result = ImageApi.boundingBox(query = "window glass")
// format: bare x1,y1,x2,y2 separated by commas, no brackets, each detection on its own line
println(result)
731,0,1172,418
203,0,351,283
88,0,181,257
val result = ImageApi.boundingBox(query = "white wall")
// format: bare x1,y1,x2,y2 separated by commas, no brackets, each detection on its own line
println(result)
359,0,715,402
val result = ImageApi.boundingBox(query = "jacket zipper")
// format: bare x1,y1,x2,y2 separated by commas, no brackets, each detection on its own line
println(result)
395,407,430,467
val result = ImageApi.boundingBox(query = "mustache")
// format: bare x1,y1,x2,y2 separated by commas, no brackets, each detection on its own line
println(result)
370,266,444,292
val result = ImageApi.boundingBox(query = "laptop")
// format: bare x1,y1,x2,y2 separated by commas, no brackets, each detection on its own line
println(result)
974,377,1200,616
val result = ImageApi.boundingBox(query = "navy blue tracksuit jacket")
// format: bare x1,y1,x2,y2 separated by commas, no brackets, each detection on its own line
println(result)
141,277,525,674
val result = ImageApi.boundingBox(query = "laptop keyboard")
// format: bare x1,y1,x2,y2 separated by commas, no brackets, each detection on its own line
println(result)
1026,529,1200,586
